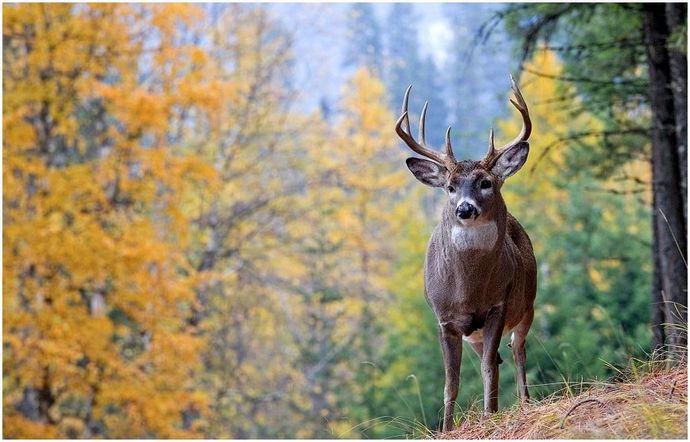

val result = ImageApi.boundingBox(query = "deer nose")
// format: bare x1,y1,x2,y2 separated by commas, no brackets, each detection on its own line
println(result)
456,201,477,220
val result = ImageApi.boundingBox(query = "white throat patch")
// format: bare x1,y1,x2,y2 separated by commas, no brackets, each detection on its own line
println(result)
451,222,498,251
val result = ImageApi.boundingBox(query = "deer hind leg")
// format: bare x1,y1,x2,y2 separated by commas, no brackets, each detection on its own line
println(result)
511,308,534,403
439,324,462,432
468,341,503,365
481,305,506,416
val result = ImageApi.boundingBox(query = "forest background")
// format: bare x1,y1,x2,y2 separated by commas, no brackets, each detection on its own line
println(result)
3,2,687,439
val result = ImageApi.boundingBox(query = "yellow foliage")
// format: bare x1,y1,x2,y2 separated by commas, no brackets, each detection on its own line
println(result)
588,267,611,292
4,3,410,438
3,3,216,438
3,415,60,439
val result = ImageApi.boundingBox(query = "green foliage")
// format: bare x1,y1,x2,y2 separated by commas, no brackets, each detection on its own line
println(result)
521,174,652,399
669,21,687,54
500,51,652,402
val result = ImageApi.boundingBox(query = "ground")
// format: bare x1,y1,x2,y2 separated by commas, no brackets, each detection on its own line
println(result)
443,363,687,439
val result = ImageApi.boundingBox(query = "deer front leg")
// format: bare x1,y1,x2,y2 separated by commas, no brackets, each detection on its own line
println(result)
439,323,462,432
481,305,506,416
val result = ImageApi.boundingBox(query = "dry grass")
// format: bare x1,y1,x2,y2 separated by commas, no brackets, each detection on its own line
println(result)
443,363,687,439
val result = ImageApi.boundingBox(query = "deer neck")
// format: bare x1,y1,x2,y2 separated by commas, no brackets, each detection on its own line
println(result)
442,201,508,259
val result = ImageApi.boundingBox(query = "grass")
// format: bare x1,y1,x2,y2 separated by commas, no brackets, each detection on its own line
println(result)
441,360,687,439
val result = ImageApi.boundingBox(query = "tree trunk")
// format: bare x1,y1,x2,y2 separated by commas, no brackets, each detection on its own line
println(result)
643,4,688,360
650,205,667,357
665,2,688,228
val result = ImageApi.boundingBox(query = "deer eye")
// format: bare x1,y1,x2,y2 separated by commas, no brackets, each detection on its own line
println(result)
480,179,492,189
447,185,456,194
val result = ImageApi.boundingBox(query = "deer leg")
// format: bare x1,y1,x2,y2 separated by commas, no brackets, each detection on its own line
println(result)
439,325,462,432
481,305,506,416
511,309,534,403
469,341,503,364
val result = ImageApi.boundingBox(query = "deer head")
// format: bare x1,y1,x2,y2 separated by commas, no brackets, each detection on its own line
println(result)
396,76,532,227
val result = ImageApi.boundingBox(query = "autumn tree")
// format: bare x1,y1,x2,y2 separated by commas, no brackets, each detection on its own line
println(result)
311,67,405,437
3,4,219,438
175,5,325,437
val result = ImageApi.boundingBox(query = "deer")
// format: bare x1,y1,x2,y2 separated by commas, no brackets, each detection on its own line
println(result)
395,76,537,432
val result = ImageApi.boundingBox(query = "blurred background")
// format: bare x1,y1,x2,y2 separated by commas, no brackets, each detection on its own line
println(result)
3,3,686,438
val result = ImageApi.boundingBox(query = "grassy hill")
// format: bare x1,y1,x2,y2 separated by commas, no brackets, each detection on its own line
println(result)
444,363,687,439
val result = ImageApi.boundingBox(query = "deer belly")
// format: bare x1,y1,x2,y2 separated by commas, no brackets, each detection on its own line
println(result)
462,329,484,343
462,326,512,343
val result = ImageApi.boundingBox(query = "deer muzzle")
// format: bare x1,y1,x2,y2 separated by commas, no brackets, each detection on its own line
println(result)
456,201,478,220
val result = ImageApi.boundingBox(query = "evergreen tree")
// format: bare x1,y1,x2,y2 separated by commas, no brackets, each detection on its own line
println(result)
443,3,517,159
384,4,450,154
415,54,452,151
500,51,652,397
384,3,420,106
343,3,383,76
502,2,687,360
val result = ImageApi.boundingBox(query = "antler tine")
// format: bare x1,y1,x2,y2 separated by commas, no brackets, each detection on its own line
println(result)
401,84,412,135
445,127,456,162
487,126,496,159
419,101,428,146
395,85,447,165
497,75,532,151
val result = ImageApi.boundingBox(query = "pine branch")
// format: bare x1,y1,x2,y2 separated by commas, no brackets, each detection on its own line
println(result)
529,128,649,173
521,66,648,86
537,39,644,53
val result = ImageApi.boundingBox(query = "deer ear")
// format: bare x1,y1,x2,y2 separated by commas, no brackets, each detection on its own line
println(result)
406,158,447,188
491,141,529,180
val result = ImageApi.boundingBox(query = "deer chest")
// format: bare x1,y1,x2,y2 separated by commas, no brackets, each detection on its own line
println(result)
450,222,498,251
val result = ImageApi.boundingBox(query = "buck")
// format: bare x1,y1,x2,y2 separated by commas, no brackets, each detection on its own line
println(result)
395,77,537,432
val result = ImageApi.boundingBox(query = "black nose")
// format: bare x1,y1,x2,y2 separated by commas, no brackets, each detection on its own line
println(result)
456,202,477,220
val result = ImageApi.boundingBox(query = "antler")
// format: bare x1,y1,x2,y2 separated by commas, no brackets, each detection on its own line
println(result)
395,85,456,168
485,75,532,163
